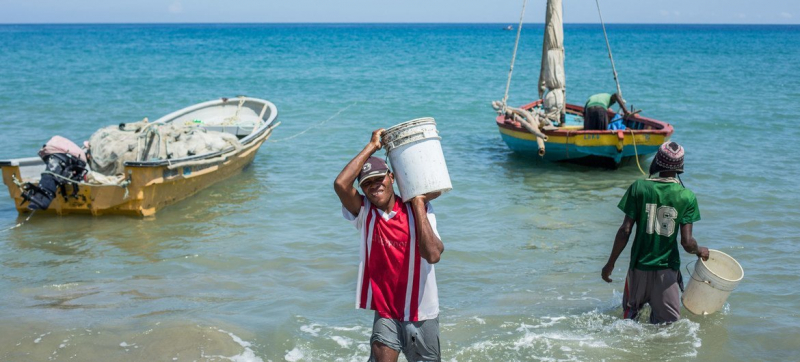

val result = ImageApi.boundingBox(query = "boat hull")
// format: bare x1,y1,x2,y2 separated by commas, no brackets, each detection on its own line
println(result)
496,101,673,167
1,97,278,216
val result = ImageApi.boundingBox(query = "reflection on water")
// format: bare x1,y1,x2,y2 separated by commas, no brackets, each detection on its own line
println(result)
0,319,263,362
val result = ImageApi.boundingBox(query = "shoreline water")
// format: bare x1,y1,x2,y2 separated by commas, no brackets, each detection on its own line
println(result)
1,23,799,361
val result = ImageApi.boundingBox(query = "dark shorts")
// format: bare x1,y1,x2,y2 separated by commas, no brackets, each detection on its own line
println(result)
369,312,441,362
583,105,610,130
623,268,684,324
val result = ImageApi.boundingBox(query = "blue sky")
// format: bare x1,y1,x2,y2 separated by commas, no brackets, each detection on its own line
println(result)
1,0,798,24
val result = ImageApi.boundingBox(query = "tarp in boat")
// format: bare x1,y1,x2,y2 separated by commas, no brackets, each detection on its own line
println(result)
538,0,566,123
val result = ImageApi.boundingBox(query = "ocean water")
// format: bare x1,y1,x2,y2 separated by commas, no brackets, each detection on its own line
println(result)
1,23,799,361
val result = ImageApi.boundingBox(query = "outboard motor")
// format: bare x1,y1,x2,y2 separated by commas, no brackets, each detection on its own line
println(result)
20,136,89,211
21,153,88,210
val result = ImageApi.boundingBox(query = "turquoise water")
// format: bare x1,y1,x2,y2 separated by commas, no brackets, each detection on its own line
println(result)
1,23,799,361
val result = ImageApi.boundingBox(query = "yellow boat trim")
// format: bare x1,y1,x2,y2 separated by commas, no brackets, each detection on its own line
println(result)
498,126,665,146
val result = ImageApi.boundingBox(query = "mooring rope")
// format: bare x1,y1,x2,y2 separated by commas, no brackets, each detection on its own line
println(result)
1,210,36,233
500,0,529,113
628,129,646,176
268,101,358,143
595,0,623,100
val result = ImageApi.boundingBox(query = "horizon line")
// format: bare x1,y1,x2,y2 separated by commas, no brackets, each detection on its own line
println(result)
1,21,798,26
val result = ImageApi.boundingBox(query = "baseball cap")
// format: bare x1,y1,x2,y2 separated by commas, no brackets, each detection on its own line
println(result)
358,157,390,187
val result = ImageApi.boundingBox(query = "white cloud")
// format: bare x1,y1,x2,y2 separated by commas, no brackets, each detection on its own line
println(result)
780,12,793,19
658,10,681,18
168,1,183,14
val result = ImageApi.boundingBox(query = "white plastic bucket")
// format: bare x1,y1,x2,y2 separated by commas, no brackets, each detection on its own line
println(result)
682,249,744,315
382,117,452,202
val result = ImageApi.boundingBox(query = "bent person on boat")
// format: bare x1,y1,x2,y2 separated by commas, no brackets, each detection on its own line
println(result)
583,92,630,130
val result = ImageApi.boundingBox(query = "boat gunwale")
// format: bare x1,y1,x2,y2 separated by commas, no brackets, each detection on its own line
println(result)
0,157,42,167
0,97,279,169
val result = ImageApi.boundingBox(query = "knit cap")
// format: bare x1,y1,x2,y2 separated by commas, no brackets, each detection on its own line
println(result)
649,141,684,175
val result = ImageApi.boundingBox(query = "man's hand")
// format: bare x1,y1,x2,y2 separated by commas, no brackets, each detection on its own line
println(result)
421,191,442,203
696,247,710,261
369,129,385,151
410,192,442,207
601,263,614,283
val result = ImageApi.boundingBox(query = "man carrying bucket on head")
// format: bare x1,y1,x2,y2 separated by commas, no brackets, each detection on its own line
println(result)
601,141,711,324
334,129,444,362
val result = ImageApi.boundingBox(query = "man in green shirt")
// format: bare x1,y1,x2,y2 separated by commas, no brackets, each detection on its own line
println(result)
583,92,629,130
601,141,710,324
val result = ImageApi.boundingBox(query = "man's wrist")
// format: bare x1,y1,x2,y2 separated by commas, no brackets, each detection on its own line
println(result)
361,143,379,157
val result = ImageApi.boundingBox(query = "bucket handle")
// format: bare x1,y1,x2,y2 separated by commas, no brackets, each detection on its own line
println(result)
383,153,390,168
685,259,711,285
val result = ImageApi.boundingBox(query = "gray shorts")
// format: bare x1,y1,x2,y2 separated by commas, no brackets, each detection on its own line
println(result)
369,312,441,362
623,268,684,324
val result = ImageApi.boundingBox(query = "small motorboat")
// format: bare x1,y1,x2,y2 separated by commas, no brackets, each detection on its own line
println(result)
0,96,279,216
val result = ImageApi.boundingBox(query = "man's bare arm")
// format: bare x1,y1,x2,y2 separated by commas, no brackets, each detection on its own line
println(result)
411,196,443,264
602,215,635,283
680,223,709,261
334,129,383,215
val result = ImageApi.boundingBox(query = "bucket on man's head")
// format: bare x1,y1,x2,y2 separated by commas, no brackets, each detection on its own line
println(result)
682,249,744,316
381,117,452,202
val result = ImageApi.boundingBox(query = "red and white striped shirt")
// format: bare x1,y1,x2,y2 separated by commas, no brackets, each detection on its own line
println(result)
342,195,440,321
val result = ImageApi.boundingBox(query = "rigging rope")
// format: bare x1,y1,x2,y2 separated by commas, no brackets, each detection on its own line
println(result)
268,101,358,143
137,122,162,162
501,0,529,113
595,0,623,100
40,171,130,190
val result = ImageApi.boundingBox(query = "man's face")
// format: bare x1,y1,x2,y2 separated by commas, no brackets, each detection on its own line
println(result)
360,173,394,206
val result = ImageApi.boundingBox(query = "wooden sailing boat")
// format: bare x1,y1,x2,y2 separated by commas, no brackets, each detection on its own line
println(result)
493,0,673,168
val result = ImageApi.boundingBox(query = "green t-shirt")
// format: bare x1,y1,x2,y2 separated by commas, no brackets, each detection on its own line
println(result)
585,93,614,109
617,179,701,271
